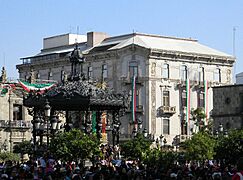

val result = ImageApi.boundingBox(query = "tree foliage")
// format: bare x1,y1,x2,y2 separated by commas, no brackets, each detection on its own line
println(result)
143,148,179,169
49,129,101,162
120,133,152,160
214,129,243,164
13,140,33,156
191,108,207,132
182,131,215,161
0,152,20,162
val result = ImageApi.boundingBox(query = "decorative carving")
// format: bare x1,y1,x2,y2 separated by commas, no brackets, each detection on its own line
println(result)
151,81,156,134
151,62,156,76
0,67,7,83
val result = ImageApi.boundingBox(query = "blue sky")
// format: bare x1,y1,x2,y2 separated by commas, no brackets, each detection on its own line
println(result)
0,0,242,78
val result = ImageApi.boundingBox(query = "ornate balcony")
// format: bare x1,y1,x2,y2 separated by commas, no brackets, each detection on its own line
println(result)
120,76,145,86
158,106,176,117
0,120,32,131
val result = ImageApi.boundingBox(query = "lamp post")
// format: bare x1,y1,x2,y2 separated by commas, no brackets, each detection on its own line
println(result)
142,128,154,142
142,128,148,138
214,123,228,138
159,134,164,149
44,100,51,146
31,114,41,155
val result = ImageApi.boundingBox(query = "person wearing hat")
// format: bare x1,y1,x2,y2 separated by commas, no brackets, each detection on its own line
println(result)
232,157,243,180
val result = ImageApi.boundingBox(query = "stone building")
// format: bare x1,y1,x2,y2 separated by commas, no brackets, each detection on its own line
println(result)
0,67,32,152
212,84,243,130
16,32,235,145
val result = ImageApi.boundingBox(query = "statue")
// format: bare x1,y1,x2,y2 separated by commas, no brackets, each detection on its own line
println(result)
28,69,36,84
0,67,7,83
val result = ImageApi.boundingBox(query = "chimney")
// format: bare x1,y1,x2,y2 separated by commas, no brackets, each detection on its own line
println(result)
87,32,108,47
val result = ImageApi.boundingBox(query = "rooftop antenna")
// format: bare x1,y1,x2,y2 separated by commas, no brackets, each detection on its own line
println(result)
3,52,5,67
133,29,135,44
233,26,237,57
75,26,79,44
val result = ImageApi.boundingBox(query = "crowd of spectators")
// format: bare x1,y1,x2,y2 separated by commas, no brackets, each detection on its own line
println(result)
0,144,242,179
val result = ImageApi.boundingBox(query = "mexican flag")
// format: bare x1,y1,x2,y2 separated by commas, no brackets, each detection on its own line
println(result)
18,79,56,92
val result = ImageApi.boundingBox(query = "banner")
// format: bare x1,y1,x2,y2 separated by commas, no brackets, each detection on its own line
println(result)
92,111,96,133
204,80,208,123
18,79,56,92
131,76,136,123
186,79,190,126
101,112,106,134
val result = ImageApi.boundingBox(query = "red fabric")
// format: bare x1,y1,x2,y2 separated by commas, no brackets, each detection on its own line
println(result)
232,171,243,180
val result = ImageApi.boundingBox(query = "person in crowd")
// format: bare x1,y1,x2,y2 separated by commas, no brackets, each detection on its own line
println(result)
232,157,243,180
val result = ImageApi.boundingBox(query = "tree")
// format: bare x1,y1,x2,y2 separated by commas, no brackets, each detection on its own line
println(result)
182,131,215,161
191,107,206,132
120,133,152,161
214,129,243,164
49,129,101,162
13,140,33,157
0,152,20,162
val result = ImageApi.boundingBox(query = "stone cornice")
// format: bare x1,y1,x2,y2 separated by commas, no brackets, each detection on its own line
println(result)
149,49,235,65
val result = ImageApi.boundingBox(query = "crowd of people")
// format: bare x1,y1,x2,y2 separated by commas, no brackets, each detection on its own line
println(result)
0,144,242,179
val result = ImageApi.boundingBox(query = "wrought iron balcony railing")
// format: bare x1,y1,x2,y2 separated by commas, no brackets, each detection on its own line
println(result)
158,106,176,116
0,120,32,130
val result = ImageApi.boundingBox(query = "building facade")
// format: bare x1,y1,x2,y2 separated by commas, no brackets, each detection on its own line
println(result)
212,85,243,130
16,32,235,145
0,68,32,152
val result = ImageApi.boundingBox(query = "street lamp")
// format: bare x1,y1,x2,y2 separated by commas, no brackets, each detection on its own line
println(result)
214,124,228,138
50,115,61,134
219,124,223,133
44,100,51,146
44,100,51,117
159,135,164,149
142,128,148,138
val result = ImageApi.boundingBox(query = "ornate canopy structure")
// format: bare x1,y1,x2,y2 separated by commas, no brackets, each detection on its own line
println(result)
23,44,129,146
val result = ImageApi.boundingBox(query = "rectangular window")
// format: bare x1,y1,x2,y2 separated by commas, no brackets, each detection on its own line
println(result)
102,64,108,80
13,104,22,120
182,91,186,107
88,66,93,80
163,119,170,135
129,61,138,77
181,65,188,81
162,64,169,79
214,68,221,82
61,70,64,82
136,89,139,107
199,67,204,82
163,91,170,106
130,89,139,108
198,91,205,108
48,71,53,80
36,72,40,79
